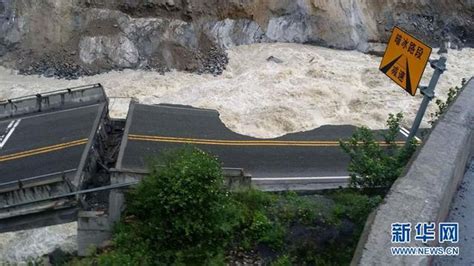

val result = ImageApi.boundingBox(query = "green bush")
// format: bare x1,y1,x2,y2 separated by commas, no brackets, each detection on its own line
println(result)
429,79,465,125
115,147,237,264
340,113,416,190
272,192,320,225
230,190,325,254
331,191,382,227
302,190,383,266
271,255,292,266
249,211,286,249
230,189,286,251
92,150,296,264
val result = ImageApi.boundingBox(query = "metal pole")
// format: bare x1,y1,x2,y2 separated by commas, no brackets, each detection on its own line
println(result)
405,54,447,147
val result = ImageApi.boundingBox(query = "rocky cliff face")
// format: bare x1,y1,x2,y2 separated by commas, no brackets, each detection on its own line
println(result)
0,0,472,78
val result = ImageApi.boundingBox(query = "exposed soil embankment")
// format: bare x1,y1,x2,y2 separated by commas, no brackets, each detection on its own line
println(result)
0,0,472,78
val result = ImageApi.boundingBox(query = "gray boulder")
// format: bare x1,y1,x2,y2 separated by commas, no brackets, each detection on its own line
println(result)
266,14,312,44
79,35,139,68
204,19,267,49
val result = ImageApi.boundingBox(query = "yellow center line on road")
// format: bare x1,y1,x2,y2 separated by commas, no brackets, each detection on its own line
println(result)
0,138,88,162
128,134,407,147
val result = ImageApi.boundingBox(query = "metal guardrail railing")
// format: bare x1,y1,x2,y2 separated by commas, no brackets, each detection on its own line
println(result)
0,181,139,211
0,83,107,120
0,167,250,212
0,169,77,193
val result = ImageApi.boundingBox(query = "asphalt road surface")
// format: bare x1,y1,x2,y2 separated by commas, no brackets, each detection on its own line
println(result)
0,104,104,184
117,103,408,178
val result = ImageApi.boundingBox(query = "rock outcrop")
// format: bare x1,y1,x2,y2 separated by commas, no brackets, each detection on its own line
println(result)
79,35,140,68
0,0,472,78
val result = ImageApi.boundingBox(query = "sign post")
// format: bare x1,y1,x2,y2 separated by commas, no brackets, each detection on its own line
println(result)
379,27,447,146
405,53,447,146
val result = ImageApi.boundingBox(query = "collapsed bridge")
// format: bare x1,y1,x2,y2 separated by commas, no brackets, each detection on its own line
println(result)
0,84,411,234
0,84,109,232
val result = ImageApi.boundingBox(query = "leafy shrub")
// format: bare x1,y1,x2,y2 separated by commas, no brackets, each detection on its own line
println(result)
92,151,292,264
331,191,382,226
340,113,416,190
300,190,382,266
229,189,325,253
272,192,320,225
271,255,292,266
279,190,382,266
230,189,286,251
249,211,286,249
117,147,237,264
429,79,465,125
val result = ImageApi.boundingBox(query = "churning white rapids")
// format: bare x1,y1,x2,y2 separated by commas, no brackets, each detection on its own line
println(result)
0,43,472,262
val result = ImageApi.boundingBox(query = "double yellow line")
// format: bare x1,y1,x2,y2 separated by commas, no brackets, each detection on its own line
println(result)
128,134,406,147
0,134,410,163
0,138,88,162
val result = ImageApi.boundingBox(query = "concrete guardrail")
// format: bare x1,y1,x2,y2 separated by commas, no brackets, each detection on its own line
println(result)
352,77,474,265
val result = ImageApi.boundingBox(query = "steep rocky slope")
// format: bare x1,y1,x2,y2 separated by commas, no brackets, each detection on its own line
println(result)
0,0,472,77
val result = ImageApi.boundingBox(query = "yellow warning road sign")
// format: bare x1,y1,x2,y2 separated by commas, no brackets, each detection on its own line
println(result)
380,27,432,96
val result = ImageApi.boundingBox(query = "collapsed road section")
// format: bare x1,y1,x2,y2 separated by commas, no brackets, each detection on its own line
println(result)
113,103,409,191
0,84,108,233
0,85,415,235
